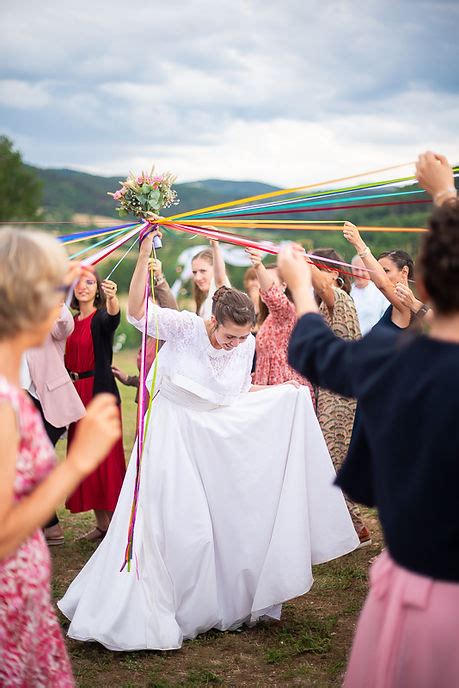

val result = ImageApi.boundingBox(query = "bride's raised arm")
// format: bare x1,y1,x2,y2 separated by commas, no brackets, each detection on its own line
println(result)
128,229,159,320
128,229,196,342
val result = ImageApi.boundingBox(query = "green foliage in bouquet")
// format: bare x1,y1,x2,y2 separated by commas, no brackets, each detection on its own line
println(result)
108,167,179,219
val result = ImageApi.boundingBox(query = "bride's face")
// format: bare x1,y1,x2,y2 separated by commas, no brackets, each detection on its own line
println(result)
214,319,252,350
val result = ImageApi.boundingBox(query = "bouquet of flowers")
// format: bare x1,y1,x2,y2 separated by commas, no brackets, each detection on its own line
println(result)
108,167,179,220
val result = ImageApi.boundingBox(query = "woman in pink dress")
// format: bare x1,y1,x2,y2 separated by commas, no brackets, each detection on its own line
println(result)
0,229,121,687
66,272,126,541
247,248,314,399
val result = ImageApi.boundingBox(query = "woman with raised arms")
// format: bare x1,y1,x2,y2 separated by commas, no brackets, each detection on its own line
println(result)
280,154,459,686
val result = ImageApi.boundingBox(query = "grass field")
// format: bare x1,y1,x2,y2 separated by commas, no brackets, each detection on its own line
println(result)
51,350,382,688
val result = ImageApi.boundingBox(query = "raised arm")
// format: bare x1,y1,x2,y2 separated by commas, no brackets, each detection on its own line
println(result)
149,258,178,310
245,248,275,291
128,230,159,320
309,263,336,310
210,238,228,289
50,304,74,340
416,151,457,206
101,279,120,316
343,222,410,317
277,243,393,398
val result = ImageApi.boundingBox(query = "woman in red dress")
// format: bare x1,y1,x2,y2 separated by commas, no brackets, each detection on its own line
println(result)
66,272,126,541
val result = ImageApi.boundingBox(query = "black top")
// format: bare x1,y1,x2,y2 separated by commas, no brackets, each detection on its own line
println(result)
374,305,402,332
90,309,121,401
288,313,459,582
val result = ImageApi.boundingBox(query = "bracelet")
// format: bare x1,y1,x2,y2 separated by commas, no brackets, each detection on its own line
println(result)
433,187,457,205
414,303,430,319
358,246,370,259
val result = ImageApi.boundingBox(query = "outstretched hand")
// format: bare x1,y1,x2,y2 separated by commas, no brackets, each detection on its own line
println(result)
101,279,118,301
342,221,362,247
245,247,263,268
416,151,455,204
111,366,130,385
394,283,416,310
148,257,163,276
139,227,163,255
64,261,94,287
277,243,311,292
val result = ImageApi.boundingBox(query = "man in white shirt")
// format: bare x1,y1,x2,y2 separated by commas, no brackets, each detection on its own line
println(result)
350,255,389,335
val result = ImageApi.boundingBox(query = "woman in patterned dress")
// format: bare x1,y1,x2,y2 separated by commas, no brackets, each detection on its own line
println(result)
309,248,370,544
0,229,121,687
246,248,314,399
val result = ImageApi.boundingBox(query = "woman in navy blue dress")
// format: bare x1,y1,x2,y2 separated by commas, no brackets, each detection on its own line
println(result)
278,191,459,686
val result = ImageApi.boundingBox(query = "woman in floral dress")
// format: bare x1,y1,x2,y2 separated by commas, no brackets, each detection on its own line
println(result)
247,248,314,399
0,229,121,686
309,248,369,544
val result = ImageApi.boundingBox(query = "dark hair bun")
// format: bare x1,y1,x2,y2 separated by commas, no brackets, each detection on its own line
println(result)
212,285,231,305
211,286,256,327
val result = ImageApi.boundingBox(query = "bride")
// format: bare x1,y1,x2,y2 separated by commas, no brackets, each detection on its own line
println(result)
58,230,359,651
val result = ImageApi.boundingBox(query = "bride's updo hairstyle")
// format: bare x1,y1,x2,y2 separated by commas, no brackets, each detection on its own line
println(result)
212,286,256,327
418,200,459,314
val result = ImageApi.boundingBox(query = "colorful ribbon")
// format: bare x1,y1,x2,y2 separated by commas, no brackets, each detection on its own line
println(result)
122,246,160,573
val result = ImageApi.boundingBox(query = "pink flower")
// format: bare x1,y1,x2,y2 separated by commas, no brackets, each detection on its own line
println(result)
136,176,144,184
113,190,122,200
153,175,163,183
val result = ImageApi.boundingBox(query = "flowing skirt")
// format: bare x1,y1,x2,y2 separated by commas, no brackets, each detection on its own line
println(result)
58,380,358,651
343,550,459,688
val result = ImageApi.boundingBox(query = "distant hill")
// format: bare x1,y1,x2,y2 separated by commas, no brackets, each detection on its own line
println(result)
26,166,280,219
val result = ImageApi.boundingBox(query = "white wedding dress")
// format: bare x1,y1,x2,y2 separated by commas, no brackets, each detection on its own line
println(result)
58,305,359,651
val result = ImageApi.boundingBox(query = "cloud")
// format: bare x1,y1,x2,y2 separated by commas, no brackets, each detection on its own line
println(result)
0,0,458,183
0,80,53,109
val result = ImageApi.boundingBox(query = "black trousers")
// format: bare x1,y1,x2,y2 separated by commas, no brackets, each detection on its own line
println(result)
29,394,66,528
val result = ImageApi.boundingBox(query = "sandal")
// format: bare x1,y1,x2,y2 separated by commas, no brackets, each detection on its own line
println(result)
79,527,107,542
44,525,65,546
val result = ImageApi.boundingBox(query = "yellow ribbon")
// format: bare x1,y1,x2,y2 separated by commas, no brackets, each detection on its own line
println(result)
166,162,415,220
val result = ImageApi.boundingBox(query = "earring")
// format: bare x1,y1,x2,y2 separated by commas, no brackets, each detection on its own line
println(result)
336,277,344,288
96,291,100,298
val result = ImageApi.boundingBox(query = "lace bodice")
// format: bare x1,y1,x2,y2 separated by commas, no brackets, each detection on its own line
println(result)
127,304,255,405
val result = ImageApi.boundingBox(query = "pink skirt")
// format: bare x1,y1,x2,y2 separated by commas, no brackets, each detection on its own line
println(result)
344,550,459,688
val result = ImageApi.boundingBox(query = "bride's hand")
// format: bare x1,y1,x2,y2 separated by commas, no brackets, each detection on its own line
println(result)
282,380,301,389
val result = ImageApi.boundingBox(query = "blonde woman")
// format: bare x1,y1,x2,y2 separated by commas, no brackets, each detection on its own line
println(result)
191,239,230,318
0,229,121,687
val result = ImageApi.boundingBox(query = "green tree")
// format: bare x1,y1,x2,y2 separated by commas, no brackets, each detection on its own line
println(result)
0,136,42,221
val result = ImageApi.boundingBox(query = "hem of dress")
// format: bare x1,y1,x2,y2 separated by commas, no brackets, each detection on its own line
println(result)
60,585,313,652
66,631,183,653
312,538,360,566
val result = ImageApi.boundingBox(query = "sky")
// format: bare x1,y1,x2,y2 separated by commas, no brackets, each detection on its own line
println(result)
1,0,458,186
